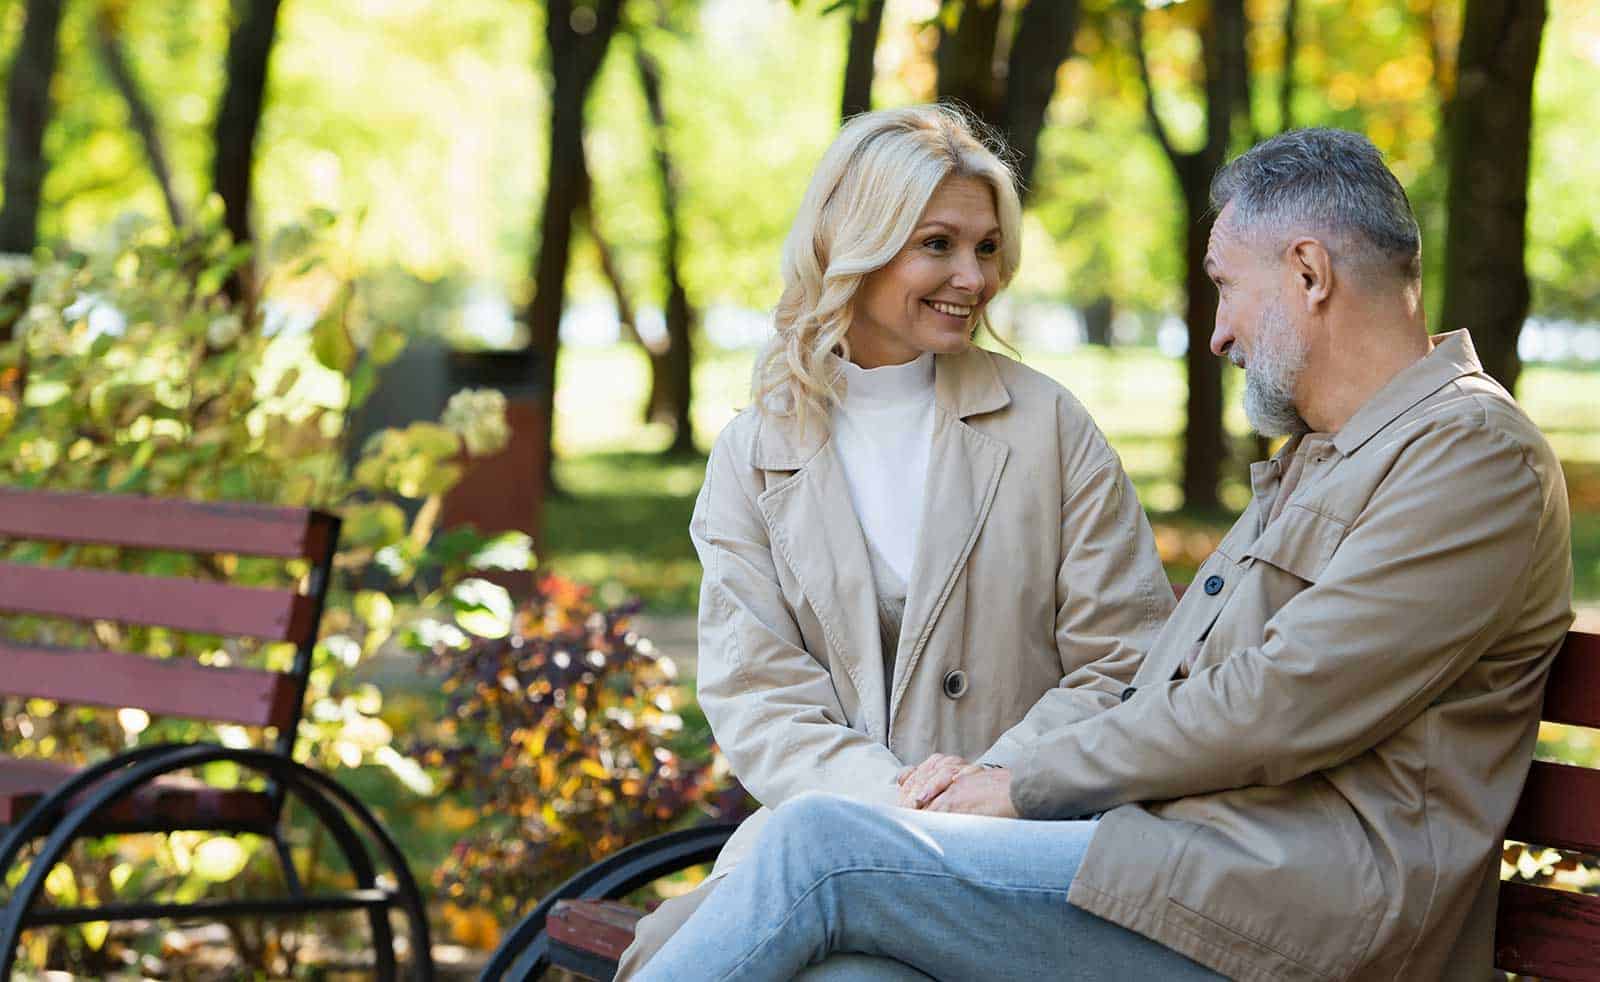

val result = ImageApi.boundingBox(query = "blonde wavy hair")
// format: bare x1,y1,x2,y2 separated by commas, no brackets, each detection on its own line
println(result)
752,104,1023,431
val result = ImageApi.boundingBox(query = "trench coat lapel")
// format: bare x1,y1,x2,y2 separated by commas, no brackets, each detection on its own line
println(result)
751,407,891,741
888,350,1011,724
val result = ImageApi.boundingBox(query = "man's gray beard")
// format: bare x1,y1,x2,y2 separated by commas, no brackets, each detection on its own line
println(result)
1235,303,1311,438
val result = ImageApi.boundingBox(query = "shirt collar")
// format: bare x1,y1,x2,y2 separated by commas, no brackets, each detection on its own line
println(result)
1331,329,1483,457
751,346,1011,470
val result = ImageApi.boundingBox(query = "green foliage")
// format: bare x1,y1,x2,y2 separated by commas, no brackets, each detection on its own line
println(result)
408,574,741,920
0,210,525,973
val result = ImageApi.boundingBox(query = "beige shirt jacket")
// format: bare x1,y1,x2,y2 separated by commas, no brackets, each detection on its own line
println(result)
1011,331,1574,982
691,347,1174,877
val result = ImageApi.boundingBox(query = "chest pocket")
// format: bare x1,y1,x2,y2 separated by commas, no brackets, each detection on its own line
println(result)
1241,504,1348,585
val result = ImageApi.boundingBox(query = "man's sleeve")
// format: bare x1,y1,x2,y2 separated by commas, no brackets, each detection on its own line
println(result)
692,434,905,809
980,425,1174,768
1010,420,1547,819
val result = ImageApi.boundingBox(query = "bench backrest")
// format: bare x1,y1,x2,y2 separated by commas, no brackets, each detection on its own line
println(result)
1495,628,1600,979
0,487,339,755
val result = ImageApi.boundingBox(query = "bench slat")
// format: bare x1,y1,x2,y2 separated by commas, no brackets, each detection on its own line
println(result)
1504,761,1600,857
1543,631,1600,730
1495,881,1600,980
0,563,315,641
549,900,644,962
0,487,334,559
0,642,299,728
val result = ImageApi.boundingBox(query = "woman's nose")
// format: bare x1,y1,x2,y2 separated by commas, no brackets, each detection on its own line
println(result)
949,252,984,294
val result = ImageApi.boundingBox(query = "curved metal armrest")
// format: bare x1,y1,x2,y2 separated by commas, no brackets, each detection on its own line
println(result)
480,823,737,982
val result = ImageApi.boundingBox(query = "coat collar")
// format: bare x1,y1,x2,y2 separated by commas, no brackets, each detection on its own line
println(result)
749,346,1012,470
1330,330,1483,457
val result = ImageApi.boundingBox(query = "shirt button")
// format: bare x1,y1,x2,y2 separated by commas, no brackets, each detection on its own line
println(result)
1120,686,1137,703
1203,575,1225,596
942,670,969,699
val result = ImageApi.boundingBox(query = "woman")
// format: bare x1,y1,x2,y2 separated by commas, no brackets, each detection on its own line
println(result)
617,105,1173,979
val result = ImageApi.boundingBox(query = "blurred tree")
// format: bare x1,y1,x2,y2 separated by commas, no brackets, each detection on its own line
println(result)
935,0,1083,195
527,0,624,491
840,0,886,119
1130,0,1248,512
0,0,64,253
213,0,284,298
1440,0,1546,392
633,39,696,455
94,1,187,228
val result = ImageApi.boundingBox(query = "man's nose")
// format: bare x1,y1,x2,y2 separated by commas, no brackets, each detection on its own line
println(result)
1210,320,1234,359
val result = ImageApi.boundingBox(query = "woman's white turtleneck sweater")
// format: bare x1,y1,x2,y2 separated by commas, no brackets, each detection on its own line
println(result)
829,352,935,586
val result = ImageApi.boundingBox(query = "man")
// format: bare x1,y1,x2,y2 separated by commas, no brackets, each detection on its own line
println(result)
636,129,1573,982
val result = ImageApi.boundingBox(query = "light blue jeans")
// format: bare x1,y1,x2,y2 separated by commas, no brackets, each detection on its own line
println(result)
635,792,1224,981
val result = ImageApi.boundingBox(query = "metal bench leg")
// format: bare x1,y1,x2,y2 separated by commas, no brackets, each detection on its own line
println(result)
0,745,426,980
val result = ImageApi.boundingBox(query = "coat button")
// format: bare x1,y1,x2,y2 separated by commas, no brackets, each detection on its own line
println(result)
1120,686,1137,703
1203,574,1225,596
942,670,969,699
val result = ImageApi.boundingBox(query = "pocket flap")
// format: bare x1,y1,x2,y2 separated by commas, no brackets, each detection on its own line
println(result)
1240,506,1347,583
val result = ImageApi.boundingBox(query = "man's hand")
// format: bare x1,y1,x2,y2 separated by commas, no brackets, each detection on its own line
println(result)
895,753,970,809
924,766,1018,818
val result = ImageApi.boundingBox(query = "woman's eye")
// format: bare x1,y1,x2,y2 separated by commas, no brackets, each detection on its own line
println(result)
978,240,999,257
923,237,950,252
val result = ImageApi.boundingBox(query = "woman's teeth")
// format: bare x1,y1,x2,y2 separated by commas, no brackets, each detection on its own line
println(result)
926,300,973,317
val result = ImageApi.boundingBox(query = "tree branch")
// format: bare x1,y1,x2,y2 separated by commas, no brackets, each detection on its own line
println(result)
95,4,187,228
1131,8,1181,170
577,148,646,352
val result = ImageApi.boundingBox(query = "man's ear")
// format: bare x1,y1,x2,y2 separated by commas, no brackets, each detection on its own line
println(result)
1287,237,1333,311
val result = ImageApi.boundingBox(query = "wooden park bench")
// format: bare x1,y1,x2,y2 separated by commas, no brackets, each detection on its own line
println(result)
478,624,1600,981
0,487,433,979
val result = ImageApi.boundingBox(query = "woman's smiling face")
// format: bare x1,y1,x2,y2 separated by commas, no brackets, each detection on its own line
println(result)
847,175,1003,369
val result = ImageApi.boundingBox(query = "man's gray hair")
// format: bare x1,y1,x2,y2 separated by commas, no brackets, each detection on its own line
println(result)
1210,128,1422,282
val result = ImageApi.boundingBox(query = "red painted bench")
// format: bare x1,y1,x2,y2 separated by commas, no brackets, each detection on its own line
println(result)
482,626,1600,981
0,488,433,979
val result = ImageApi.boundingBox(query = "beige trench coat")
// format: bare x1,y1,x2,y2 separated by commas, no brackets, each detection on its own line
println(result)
1010,332,1575,982
691,346,1174,877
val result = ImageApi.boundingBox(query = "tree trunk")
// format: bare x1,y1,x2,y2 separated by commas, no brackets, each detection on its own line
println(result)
936,0,1003,123
635,44,695,456
212,0,284,298
96,4,187,228
0,0,64,254
1440,0,1545,393
526,0,624,489
1001,0,1081,195
1278,0,1299,131
839,0,885,120
1132,0,1241,512
1180,164,1225,508
1082,294,1113,347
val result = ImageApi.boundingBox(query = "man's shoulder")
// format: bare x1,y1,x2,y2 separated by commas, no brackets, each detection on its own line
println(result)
1410,371,1559,473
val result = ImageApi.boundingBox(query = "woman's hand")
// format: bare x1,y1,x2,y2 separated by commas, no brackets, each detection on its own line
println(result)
924,766,1018,818
896,753,973,809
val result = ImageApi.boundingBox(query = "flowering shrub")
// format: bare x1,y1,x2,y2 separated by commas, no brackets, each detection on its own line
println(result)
410,574,741,920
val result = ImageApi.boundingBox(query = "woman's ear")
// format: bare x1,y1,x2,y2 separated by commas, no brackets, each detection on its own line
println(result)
1287,237,1333,311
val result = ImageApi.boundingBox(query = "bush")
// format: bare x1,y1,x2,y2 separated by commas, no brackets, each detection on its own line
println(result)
409,573,740,922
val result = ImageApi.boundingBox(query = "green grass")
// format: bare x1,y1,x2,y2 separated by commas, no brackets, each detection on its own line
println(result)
543,344,1600,613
